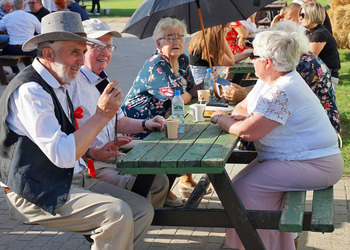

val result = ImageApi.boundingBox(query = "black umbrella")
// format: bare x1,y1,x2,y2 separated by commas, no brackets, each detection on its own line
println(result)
122,0,275,67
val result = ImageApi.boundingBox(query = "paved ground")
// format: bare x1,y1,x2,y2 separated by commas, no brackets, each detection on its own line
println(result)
1,17,349,250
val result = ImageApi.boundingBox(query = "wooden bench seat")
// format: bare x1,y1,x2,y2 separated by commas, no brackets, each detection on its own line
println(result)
0,55,35,85
227,150,334,233
280,186,334,233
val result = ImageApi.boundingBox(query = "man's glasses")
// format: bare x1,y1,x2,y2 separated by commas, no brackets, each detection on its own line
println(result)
28,1,38,4
87,43,116,53
249,53,260,60
299,13,305,19
161,35,185,43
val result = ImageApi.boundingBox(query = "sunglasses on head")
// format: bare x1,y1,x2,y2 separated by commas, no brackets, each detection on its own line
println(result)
249,53,260,60
299,12,305,19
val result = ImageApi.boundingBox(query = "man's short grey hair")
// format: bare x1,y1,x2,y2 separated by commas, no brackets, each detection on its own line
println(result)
152,17,187,41
270,20,310,54
0,0,11,7
37,41,61,58
12,0,25,10
253,28,301,72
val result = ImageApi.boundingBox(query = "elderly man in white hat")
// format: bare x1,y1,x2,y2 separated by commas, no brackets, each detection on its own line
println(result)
68,18,170,208
0,12,153,249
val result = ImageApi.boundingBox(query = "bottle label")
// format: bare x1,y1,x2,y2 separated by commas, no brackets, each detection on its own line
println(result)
173,104,184,113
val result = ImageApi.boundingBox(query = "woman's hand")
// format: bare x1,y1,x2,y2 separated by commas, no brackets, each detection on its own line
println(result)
211,110,226,124
89,136,132,161
212,67,219,82
223,83,248,104
146,115,165,131
231,114,247,121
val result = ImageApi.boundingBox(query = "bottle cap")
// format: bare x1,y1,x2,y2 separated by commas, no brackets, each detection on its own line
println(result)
174,90,181,96
206,68,212,73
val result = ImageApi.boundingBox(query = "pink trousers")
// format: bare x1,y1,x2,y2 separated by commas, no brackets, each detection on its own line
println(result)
226,153,344,250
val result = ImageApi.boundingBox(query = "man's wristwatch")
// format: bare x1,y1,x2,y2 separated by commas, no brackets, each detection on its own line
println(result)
142,119,151,131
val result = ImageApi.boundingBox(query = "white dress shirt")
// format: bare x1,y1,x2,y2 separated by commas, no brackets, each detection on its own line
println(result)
0,10,41,45
6,58,86,174
68,65,124,148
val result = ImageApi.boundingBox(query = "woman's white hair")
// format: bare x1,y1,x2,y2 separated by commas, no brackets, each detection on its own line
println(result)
152,17,187,41
271,20,310,54
253,25,302,72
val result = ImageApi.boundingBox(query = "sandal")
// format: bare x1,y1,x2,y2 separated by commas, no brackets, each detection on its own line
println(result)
164,197,184,207
178,182,212,198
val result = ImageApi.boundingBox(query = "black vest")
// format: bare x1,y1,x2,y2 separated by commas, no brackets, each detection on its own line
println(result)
0,65,76,215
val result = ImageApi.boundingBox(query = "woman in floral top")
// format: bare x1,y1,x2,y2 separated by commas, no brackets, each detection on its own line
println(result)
121,17,198,207
297,52,340,132
122,19,194,140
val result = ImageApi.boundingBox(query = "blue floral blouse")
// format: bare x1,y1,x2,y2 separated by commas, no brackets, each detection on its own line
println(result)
121,51,194,139
297,52,340,132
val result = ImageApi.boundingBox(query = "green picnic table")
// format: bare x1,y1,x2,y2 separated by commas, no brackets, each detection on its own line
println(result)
117,102,335,249
228,61,255,74
117,112,267,249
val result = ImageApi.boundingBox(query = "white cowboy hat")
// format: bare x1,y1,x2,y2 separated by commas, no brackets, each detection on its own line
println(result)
83,19,122,39
22,11,104,52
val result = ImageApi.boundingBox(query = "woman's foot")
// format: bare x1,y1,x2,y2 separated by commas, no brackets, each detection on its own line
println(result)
164,191,185,207
178,180,212,198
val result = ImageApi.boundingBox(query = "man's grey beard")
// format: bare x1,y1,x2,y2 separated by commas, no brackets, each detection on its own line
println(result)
52,55,78,84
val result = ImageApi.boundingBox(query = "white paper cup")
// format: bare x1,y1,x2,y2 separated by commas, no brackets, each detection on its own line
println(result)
164,119,179,139
192,104,206,122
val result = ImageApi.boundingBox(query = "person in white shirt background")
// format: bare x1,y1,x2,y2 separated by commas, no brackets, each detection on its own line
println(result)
0,0,40,74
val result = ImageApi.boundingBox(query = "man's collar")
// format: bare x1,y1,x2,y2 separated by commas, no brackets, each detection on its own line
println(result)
80,65,104,85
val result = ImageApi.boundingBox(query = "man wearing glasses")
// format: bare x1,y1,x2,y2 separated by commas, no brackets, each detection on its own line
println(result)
28,0,49,22
68,19,169,208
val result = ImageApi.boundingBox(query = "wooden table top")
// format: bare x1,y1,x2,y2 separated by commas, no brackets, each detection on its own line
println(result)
117,114,238,175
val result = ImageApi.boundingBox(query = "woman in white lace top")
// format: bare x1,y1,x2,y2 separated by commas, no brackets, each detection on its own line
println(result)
211,27,344,249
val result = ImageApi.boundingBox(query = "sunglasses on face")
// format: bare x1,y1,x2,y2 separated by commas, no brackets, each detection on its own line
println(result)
87,43,116,53
249,53,260,60
299,12,305,19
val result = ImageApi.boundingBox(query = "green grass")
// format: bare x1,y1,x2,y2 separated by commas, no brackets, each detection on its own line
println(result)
83,0,143,17
337,49,350,175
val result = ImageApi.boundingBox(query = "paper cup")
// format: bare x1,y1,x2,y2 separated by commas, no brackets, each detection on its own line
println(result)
164,119,179,139
192,104,206,122
197,89,210,102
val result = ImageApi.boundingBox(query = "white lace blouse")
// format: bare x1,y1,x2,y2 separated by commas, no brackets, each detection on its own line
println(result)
247,71,340,161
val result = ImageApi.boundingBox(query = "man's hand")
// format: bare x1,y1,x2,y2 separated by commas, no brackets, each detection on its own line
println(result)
271,13,284,26
223,83,248,104
90,136,132,161
146,115,165,131
96,81,123,120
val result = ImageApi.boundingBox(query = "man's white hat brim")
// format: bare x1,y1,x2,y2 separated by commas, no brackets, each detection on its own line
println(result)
87,30,122,39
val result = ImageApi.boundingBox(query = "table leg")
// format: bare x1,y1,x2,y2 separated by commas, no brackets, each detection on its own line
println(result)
0,66,8,85
208,171,265,250
131,174,155,198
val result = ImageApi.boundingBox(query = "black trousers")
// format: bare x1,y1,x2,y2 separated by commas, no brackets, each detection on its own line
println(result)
90,0,100,13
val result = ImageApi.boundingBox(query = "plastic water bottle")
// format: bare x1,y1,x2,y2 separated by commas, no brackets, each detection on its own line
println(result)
171,90,185,133
203,68,215,101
